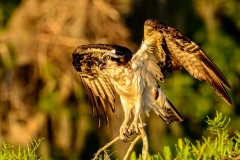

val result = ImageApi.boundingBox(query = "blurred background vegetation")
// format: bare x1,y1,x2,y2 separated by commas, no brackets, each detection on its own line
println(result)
0,0,240,159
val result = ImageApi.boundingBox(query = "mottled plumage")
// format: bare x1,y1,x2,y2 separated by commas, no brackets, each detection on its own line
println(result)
72,19,231,140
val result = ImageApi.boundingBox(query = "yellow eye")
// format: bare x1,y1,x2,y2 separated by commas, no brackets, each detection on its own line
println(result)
105,55,111,60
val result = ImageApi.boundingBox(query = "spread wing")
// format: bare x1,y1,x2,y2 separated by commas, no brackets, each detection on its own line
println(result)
72,44,132,126
141,19,231,105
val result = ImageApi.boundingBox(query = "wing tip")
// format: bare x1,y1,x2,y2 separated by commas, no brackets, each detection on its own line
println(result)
224,82,231,90
222,93,232,105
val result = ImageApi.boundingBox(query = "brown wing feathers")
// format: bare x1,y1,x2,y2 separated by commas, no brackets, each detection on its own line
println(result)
144,19,232,105
72,44,120,126
166,38,231,105
193,48,230,89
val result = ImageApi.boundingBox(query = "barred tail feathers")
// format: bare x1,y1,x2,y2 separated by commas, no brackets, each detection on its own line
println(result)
155,87,183,123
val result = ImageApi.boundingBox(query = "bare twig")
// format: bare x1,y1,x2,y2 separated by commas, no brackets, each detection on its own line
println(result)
93,124,149,160
93,136,120,160
123,134,142,160
123,125,149,160
103,150,111,160
139,126,149,160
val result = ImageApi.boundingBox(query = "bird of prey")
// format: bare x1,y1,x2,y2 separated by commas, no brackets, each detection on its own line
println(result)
72,19,231,140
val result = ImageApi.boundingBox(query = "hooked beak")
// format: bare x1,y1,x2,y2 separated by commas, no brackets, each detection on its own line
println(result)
98,59,106,70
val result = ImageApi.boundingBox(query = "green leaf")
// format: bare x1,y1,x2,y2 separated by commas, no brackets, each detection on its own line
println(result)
130,152,137,160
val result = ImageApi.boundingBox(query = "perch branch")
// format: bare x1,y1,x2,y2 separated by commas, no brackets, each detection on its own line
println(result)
123,134,141,160
92,124,148,160
123,124,149,160
93,136,120,160
139,125,149,160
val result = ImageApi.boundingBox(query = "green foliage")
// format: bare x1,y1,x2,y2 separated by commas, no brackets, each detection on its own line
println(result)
130,152,137,160
126,112,240,160
0,138,43,160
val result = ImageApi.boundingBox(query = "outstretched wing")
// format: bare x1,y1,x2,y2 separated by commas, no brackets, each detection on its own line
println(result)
142,19,231,105
72,44,133,126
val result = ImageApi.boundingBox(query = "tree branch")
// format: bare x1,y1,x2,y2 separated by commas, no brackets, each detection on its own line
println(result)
140,126,149,160
92,125,149,160
123,134,142,160
92,136,120,160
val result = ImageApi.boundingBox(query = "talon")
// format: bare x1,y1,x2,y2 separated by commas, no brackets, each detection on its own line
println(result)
122,138,129,143
120,124,130,141
129,121,139,134
123,132,129,138
129,131,133,135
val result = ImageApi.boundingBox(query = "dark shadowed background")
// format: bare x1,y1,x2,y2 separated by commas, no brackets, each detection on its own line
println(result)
0,0,240,159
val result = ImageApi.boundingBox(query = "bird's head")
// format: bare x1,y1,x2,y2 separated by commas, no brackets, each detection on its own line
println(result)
98,49,132,70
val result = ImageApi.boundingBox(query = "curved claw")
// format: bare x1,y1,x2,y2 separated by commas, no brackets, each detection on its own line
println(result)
129,121,139,135
122,138,130,143
120,124,130,141
123,132,129,138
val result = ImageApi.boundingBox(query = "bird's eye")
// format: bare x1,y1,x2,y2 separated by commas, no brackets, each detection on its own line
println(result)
105,55,111,60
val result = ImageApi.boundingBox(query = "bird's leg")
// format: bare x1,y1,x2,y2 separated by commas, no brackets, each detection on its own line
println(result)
138,116,146,128
129,102,141,135
119,101,132,141
120,112,131,142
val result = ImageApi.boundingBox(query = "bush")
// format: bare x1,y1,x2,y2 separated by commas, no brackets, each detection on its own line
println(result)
0,138,43,160
129,112,240,160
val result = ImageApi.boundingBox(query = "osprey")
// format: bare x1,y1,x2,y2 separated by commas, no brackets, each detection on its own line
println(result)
72,19,231,140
